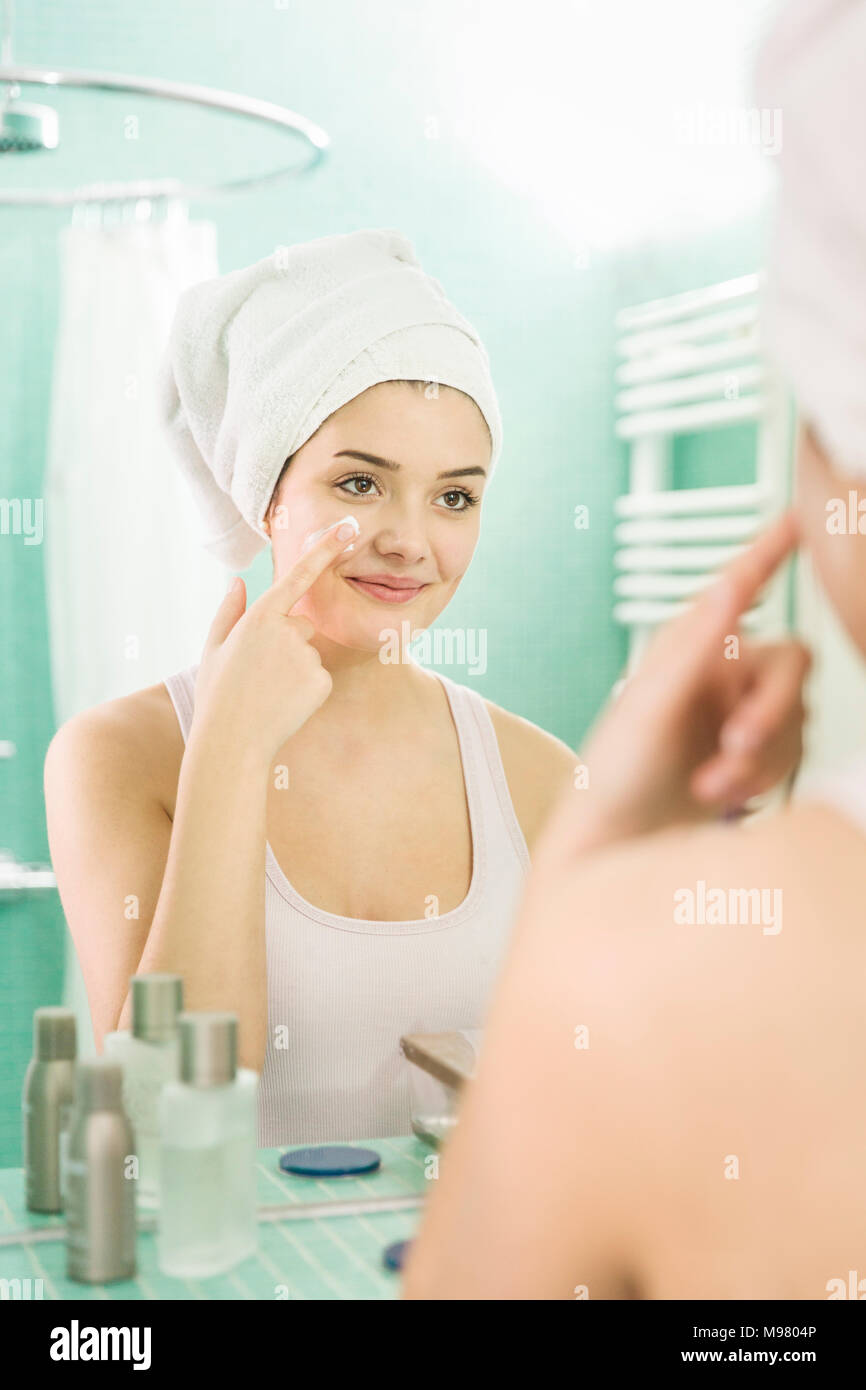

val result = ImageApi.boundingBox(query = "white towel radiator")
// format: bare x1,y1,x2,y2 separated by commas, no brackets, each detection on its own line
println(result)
613,272,793,669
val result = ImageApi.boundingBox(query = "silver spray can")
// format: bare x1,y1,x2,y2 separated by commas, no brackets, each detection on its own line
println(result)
65,1060,137,1283
22,1007,77,1213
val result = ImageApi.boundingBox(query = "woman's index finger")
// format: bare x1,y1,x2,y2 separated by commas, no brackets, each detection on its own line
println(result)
701,507,799,627
252,518,360,617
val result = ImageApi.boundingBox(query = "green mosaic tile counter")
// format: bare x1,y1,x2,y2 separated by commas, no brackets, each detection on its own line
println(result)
0,1136,434,1300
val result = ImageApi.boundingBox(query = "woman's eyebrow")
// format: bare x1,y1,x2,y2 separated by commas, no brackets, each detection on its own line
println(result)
333,449,487,480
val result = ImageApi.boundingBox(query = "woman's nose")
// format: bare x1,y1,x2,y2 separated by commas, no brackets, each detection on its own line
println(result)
369,506,429,564
371,529,428,564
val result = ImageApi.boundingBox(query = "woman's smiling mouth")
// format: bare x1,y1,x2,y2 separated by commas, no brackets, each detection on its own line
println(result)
343,573,430,604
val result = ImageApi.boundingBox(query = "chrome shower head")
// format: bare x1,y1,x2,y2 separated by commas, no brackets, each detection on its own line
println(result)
0,94,58,152
1,0,58,152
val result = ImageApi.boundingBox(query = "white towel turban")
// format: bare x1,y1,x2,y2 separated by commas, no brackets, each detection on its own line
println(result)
158,228,503,569
755,0,866,478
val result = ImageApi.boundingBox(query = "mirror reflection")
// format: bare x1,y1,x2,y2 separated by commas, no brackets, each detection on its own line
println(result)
3,0,864,1310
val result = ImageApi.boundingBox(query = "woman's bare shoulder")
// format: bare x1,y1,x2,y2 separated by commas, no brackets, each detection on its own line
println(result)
559,797,866,908
44,680,184,815
486,799,866,1298
540,797,866,1002
623,797,866,897
483,699,576,851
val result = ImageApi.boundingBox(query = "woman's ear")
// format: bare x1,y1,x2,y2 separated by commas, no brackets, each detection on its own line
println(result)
262,493,277,537
263,457,293,544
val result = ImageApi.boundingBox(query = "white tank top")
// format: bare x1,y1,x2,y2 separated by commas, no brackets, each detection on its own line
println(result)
162,663,531,1146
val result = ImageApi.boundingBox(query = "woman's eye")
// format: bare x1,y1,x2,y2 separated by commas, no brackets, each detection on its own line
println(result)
437,489,475,511
338,475,379,497
336,475,478,510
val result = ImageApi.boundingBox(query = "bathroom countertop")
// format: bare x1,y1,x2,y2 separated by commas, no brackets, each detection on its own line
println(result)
0,1135,434,1300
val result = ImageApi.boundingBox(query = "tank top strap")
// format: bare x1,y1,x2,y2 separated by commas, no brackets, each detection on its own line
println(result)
162,664,199,744
435,672,531,871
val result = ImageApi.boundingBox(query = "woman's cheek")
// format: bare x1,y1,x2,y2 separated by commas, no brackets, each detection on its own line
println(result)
434,525,476,583
291,576,385,652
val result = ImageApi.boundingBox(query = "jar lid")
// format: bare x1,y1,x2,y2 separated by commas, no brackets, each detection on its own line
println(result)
131,973,183,1042
178,1012,237,1087
74,1059,123,1112
33,1006,76,1061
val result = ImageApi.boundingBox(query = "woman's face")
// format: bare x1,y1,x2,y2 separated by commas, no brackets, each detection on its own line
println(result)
797,422,866,655
266,381,492,651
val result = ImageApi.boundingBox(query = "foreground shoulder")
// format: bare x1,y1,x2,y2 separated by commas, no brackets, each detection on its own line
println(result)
539,798,866,1007
482,799,866,1298
484,699,577,852
594,798,866,908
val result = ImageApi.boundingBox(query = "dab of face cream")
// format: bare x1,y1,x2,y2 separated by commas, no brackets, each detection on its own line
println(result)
301,515,360,554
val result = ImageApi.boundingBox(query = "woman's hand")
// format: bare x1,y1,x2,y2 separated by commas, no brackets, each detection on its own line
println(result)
190,519,358,764
540,509,807,860
688,636,810,806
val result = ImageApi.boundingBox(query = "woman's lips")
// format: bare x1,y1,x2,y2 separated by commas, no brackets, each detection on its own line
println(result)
343,575,429,604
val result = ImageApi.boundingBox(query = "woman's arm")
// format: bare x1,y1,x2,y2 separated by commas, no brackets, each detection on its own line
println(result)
44,520,359,1071
44,693,271,1071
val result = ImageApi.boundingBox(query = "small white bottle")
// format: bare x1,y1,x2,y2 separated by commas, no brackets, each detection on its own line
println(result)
103,974,183,1210
157,1012,258,1279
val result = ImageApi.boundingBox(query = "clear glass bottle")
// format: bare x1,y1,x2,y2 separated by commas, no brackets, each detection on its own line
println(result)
103,973,183,1209
157,1012,258,1279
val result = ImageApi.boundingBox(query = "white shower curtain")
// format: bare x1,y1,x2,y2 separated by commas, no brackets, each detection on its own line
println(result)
44,213,227,1053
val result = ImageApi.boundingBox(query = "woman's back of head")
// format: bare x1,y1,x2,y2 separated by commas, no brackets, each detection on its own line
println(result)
756,0,866,654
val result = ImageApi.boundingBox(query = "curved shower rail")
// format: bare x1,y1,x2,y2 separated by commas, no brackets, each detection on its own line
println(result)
0,64,330,206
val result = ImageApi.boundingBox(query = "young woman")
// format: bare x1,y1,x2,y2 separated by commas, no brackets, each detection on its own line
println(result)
402,0,866,1300
43,231,806,1147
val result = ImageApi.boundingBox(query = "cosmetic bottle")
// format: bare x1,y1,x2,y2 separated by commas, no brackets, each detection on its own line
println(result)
158,1012,258,1278
103,973,183,1208
65,1060,137,1283
22,1007,77,1213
